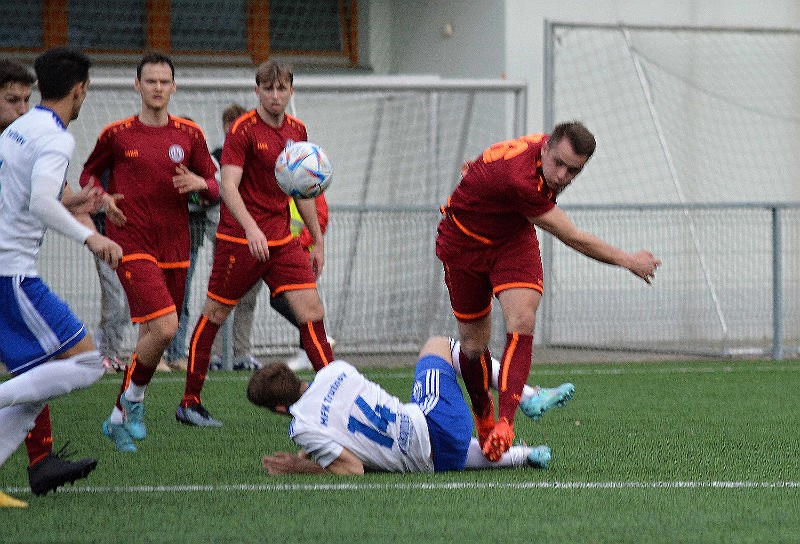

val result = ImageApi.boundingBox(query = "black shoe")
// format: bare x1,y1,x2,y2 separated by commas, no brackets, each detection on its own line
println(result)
28,442,98,496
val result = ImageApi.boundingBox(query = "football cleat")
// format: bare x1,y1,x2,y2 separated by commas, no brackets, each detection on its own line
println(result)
176,403,223,427
482,418,515,462
102,419,137,453
519,383,575,421
0,490,27,508
28,442,98,496
120,395,147,440
525,445,552,469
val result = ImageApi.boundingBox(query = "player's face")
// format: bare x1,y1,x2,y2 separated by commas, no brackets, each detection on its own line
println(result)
69,79,89,121
135,62,176,112
0,81,32,130
256,77,293,118
541,137,588,194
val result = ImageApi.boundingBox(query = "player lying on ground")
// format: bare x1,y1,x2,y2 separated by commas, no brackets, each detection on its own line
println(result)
248,336,573,475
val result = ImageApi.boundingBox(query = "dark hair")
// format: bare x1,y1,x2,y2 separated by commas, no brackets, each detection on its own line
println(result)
0,60,36,89
255,60,293,87
222,103,247,126
246,362,302,411
137,51,175,80
34,47,91,100
551,121,596,158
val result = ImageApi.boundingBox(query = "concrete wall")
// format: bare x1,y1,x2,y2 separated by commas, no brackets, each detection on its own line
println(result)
363,0,800,132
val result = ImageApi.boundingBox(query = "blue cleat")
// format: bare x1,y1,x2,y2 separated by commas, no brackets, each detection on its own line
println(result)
526,445,552,469
519,383,575,421
120,395,147,440
102,419,137,453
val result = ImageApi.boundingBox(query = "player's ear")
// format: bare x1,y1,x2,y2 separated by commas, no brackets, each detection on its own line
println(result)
274,404,289,415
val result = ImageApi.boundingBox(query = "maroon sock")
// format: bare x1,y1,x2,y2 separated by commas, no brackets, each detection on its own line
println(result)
25,404,53,466
299,320,333,371
497,332,533,426
183,316,220,407
459,347,494,418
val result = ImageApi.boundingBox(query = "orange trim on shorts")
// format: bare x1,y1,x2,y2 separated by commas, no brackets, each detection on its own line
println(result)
272,282,317,297
500,332,519,391
216,231,295,247
120,253,189,269
453,303,492,322
159,260,190,269
122,253,158,264
131,304,176,324
493,281,544,296
207,291,238,306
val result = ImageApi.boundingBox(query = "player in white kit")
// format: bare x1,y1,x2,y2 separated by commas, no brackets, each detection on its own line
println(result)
248,336,561,475
0,47,122,508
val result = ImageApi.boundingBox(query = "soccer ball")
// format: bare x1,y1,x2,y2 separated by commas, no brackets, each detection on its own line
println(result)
274,141,333,199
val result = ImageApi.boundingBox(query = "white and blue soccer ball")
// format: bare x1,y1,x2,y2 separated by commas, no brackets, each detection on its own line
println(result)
274,140,333,199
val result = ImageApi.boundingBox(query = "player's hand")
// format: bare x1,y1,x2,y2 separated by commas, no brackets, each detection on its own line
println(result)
173,164,208,194
85,233,123,269
102,192,126,227
62,183,103,215
628,250,661,284
245,226,270,262
308,243,324,279
262,452,324,475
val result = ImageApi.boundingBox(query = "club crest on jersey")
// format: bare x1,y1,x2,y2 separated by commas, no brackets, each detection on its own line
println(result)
168,144,185,163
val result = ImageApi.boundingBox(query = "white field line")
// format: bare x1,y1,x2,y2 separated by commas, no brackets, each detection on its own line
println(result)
127,362,800,385
5,480,800,495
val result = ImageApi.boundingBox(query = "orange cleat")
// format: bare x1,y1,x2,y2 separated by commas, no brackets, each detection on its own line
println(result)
473,396,495,447
481,418,515,462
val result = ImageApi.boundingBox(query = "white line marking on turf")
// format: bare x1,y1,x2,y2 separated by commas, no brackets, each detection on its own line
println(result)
6,480,800,495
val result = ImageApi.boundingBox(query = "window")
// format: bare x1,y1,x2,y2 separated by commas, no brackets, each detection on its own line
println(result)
0,0,358,65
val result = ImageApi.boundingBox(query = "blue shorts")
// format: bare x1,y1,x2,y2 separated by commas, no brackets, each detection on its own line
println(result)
411,354,473,472
0,276,86,374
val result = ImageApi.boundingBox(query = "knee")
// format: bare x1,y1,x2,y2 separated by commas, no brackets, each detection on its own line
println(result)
506,313,536,335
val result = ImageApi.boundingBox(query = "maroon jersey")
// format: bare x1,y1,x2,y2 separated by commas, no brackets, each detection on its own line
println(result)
440,133,557,247
219,110,308,243
80,115,219,264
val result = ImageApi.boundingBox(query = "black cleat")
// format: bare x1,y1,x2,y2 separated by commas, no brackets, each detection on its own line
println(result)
28,442,98,496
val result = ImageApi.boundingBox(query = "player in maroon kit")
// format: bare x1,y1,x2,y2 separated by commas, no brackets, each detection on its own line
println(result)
179,60,333,427
436,122,661,461
80,52,219,452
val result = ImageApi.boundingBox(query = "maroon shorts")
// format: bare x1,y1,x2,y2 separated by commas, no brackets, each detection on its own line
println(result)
117,254,188,323
436,229,543,322
207,234,317,305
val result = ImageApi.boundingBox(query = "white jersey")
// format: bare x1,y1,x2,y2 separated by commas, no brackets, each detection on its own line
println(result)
289,360,434,473
0,106,77,276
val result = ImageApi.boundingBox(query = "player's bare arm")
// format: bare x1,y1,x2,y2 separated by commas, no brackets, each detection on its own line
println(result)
172,163,210,194
262,448,365,476
532,206,661,284
220,163,269,261
294,197,325,277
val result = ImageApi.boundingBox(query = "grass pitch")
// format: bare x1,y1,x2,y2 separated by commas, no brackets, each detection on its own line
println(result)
2,359,799,543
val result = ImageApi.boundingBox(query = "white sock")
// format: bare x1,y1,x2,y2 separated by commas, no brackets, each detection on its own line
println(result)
124,382,147,403
449,339,536,402
0,350,104,409
0,401,47,465
463,438,530,469
108,406,124,425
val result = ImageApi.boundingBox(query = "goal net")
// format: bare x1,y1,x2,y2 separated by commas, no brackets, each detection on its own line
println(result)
543,22,800,356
